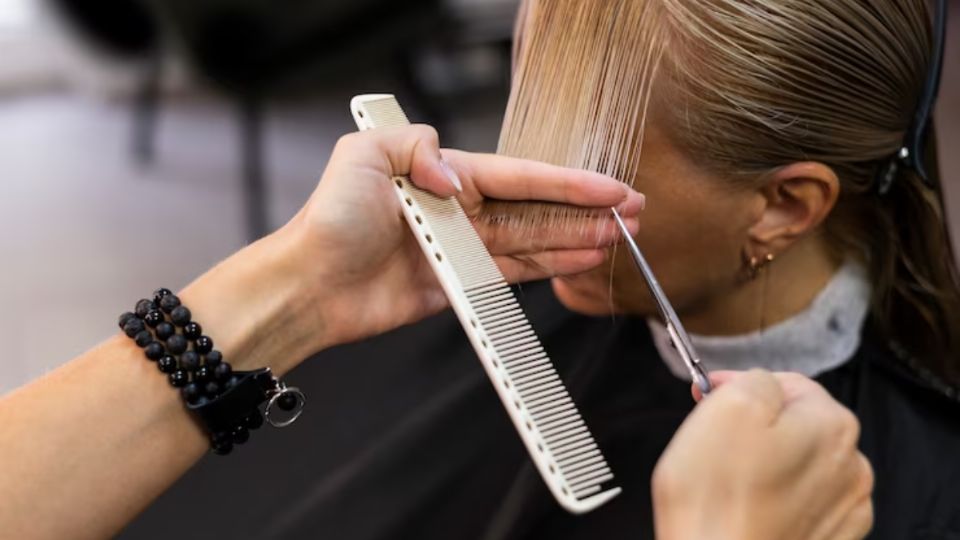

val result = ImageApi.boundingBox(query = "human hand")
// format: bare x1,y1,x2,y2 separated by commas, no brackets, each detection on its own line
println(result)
653,370,874,540
286,125,645,349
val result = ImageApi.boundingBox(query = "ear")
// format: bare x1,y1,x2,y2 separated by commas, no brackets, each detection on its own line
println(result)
747,162,840,254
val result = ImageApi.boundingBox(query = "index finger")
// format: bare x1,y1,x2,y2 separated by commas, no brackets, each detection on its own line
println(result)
443,149,644,211
693,370,832,404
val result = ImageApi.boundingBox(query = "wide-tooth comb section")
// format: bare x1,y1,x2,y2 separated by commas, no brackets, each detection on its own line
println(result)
350,94,620,514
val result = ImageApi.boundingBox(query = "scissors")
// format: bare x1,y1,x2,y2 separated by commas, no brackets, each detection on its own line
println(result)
611,208,712,395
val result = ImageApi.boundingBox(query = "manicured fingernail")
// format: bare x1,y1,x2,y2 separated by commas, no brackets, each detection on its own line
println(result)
439,158,463,192
615,190,646,216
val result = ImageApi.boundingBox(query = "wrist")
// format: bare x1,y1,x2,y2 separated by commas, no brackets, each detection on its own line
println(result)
177,220,335,376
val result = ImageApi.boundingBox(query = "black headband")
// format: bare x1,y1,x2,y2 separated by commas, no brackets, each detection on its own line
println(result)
877,0,948,195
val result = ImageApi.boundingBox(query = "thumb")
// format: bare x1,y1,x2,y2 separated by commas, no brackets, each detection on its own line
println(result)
698,369,787,425
690,370,741,402
370,124,462,197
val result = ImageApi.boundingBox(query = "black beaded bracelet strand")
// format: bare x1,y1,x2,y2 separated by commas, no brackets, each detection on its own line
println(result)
119,288,305,455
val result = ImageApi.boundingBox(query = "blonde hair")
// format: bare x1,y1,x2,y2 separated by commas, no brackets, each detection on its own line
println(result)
499,0,960,382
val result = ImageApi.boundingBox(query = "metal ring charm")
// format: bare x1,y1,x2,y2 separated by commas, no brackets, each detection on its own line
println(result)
264,385,306,428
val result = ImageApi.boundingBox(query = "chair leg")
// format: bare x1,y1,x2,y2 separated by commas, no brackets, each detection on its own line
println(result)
132,52,162,166
240,95,268,243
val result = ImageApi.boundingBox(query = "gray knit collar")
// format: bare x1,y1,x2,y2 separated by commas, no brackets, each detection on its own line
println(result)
649,262,872,380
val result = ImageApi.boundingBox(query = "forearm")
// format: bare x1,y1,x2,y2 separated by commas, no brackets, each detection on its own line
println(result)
0,337,208,539
0,223,330,539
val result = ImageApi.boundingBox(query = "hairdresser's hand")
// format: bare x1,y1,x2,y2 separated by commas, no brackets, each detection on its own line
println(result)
653,370,874,540
286,125,644,347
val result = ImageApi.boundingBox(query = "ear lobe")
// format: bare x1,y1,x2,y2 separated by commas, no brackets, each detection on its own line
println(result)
747,162,840,251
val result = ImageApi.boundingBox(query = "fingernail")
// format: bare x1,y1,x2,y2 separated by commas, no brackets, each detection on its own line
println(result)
439,158,463,192
615,191,646,216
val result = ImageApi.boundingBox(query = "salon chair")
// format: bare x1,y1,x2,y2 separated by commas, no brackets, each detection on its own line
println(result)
50,0,448,242
47,0,163,165
148,0,449,241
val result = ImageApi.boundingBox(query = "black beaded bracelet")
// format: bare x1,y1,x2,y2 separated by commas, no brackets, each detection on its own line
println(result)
119,288,305,455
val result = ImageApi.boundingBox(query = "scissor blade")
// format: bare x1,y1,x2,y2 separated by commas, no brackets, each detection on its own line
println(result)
610,209,712,394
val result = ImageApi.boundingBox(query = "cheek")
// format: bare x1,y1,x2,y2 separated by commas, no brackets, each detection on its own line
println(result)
552,191,748,316
630,204,741,311
552,275,616,316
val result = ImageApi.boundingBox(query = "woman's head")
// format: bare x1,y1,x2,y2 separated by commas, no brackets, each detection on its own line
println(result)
498,0,960,380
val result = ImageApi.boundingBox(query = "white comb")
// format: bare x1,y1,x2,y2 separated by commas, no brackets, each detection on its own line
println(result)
350,94,620,514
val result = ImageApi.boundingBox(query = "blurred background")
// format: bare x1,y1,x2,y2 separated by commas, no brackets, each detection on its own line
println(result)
0,0,956,537
0,0,519,393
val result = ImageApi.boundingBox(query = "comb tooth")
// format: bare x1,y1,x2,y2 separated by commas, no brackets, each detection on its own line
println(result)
472,292,514,309
548,430,593,451
482,312,527,328
486,319,530,338
477,303,523,319
566,462,610,482
539,413,581,434
468,287,512,303
525,393,569,412
522,383,567,402
497,337,541,357
545,425,590,446
484,315,528,332
499,346,541,363
502,347,546,364
521,384,566,404
478,307,517,322
503,351,549,369
490,328,536,344
486,319,529,336
571,472,615,492
490,326,535,344
511,368,554,388
529,397,575,417
541,417,585,438
475,300,519,317
471,290,513,306
568,468,612,486
532,402,577,423
559,449,602,469
493,336,538,354
512,368,557,388
464,281,504,297
530,400,580,422
513,369,563,388
573,484,603,499
506,352,551,369
556,448,601,468
521,384,565,403
505,360,549,376
500,347,542,365
554,440,598,461
483,312,528,331
477,305,526,330
465,288,508,304
558,447,602,470
561,453,605,473
559,448,604,474
557,446,602,467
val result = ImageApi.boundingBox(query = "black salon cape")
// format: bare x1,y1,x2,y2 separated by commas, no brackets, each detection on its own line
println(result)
122,281,960,539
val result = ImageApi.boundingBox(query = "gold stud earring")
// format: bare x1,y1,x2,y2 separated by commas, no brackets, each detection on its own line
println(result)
746,252,775,280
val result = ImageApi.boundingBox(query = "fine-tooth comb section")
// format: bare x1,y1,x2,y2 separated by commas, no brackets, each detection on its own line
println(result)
350,94,620,514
